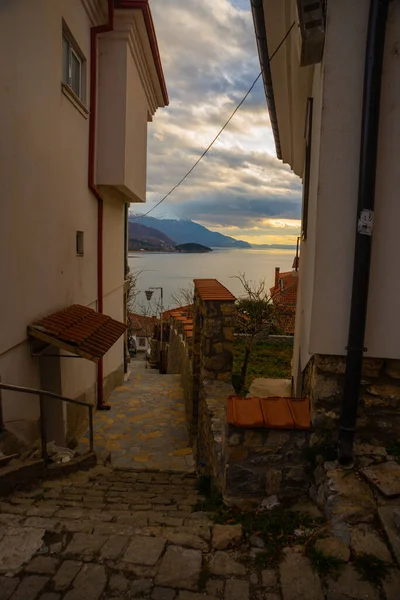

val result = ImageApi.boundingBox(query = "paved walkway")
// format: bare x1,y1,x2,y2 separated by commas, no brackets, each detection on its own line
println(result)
1,466,398,600
80,359,194,472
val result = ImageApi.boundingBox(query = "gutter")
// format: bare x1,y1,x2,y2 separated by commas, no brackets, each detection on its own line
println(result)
250,0,282,159
338,0,389,467
89,0,115,409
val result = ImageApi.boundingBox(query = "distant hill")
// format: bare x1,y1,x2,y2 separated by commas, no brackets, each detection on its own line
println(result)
131,215,251,249
176,243,212,253
128,221,175,249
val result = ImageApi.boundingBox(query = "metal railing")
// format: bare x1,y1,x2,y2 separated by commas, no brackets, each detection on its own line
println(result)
0,381,94,463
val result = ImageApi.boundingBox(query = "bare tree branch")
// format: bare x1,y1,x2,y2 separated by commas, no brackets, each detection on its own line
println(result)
170,284,194,316
233,272,283,391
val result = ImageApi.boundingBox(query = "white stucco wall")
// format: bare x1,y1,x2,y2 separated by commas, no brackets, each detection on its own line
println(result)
0,0,126,441
96,20,150,204
287,0,400,392
307,0,400,360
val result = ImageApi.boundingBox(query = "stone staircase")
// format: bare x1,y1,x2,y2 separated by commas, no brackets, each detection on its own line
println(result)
0,464,399,600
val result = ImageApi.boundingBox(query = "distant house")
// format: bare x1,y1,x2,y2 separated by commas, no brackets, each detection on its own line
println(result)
129,314,156,352
0,0,168,447
270,258,299,335
162,306,193,321
251,0,400,454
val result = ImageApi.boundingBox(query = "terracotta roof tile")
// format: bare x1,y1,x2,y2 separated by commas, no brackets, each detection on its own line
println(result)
270,271,299,306
194,279,235,302
261,397,294,429
163,305,192,320
29,305,126,363
227,396,310,430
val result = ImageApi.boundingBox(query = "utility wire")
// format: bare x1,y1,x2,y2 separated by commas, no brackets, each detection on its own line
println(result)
132,21,296,219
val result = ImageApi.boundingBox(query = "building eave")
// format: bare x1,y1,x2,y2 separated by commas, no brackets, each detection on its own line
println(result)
251,0,282,160
114,0,169,106
80,0,107,26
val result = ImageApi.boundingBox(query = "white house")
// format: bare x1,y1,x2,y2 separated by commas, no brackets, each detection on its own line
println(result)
0,0,168,448
251,0,400,460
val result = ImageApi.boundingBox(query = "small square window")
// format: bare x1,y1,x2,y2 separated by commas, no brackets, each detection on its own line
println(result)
138,338,146,347
62,25,85,101
76,231,84,257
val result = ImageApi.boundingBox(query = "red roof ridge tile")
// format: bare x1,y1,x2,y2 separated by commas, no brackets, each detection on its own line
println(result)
29,304,126,363
194,278,236,302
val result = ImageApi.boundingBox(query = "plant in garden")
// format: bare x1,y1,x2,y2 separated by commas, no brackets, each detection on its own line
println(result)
233,273,282,393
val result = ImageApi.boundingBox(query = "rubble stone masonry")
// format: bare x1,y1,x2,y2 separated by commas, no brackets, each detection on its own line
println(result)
304,354,400,444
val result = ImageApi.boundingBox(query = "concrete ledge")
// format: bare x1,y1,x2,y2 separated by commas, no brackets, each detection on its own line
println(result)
0,452,97,495
46,452,97,479
0,459,46,496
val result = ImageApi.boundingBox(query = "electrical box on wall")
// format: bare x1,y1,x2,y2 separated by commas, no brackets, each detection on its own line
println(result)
296,0,325,66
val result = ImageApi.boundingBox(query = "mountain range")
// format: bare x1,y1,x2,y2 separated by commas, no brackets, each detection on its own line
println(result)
129,215,251,249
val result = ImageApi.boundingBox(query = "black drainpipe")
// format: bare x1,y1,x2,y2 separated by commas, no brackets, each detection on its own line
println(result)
338,0,389,467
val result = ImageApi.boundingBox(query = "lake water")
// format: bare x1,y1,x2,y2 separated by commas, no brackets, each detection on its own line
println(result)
128,248,295,310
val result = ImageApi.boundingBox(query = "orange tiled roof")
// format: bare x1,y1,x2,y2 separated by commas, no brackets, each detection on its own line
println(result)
29,305,126,363
194,279,236,302
270,271,298,306
276,305,296,336
227,396,310,430
162,305,192,320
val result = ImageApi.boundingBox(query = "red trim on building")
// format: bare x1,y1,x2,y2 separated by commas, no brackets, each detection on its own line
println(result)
114,0,169,105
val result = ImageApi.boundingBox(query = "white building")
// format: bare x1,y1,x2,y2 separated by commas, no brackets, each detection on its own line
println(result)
251,0,400,458
0,0,167,447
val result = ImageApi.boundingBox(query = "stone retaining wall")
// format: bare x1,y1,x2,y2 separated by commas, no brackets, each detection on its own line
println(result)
166,315,194,435
197,380,232,489
304,354,400,444
225,426,309,500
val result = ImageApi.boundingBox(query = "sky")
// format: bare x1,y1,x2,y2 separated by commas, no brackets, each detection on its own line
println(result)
138,0,302,246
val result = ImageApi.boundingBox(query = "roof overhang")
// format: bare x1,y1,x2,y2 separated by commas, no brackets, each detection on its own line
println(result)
114,0,169,107
251,0,313,177
28,305,127,363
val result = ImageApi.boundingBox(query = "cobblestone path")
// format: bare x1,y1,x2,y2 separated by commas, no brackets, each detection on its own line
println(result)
80,360,194,472
0,465,399,599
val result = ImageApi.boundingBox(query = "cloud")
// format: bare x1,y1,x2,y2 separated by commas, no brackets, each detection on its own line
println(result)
144,0,302,242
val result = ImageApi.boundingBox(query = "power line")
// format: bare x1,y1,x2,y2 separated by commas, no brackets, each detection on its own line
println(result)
132,21,296,219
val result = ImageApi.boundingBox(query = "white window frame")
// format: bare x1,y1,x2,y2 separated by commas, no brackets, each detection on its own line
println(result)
62,24,85,103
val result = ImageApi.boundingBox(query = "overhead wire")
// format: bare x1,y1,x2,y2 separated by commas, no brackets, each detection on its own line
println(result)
132,21,296,219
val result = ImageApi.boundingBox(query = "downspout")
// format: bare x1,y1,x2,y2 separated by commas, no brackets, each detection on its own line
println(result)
338,0,389,467
89,0,114,409
250,0,282,159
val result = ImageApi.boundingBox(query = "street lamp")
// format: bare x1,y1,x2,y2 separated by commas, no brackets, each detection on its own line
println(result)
145,287,164,371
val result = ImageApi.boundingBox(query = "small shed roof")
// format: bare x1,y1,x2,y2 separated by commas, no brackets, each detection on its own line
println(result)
28,304,126,363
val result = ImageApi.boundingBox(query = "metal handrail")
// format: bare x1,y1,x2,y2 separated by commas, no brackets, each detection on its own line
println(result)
0,382,94,463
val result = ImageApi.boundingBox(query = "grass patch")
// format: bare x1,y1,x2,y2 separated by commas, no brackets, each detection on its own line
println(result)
303,437,337,470
205,498,324,565
232,338,293,394
32,493,46,502
196,480,326,566
307,545,345,578
353,553,390,585
386,442,400,462
198,564,210,591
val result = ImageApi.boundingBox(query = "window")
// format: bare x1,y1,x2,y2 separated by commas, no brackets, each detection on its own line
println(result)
138,338,146,348
62,26,84,101
76,231,84,257
302,97,314,240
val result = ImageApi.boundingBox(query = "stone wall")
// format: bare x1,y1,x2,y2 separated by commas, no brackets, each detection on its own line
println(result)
166,313,194,436
165,279,314,503
304,354,400,444
225,426,309,500
197,379,232,489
